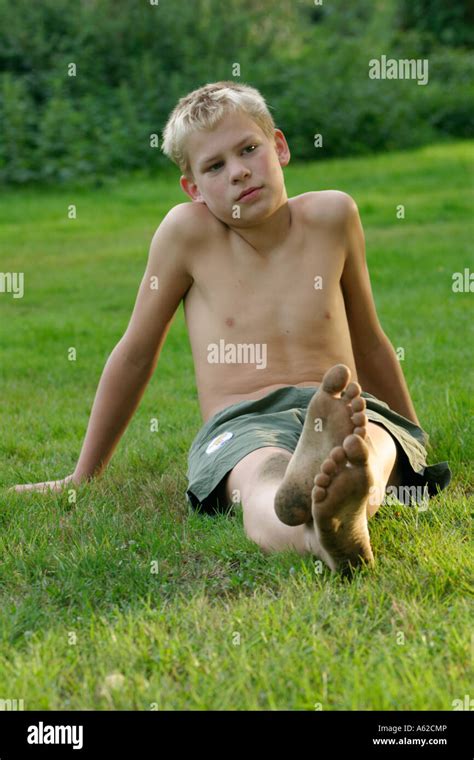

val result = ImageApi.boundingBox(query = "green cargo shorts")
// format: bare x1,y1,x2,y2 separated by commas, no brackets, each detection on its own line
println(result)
185,385,451,515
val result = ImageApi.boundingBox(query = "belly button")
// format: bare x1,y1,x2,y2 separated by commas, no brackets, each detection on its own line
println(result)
225,317,235,327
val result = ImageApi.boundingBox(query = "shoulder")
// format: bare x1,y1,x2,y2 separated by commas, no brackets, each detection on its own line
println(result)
158,201,221,242
149,202,220,280
149,202,222,274
300,190,359,228
147,202,219,271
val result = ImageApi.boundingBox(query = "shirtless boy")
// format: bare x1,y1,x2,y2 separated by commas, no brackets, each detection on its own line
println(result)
12,82,451,572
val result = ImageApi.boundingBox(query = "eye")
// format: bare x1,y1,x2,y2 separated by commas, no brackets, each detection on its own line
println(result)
206,145,258,173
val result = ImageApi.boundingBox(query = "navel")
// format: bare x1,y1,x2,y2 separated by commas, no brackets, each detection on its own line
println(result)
225,317,235,327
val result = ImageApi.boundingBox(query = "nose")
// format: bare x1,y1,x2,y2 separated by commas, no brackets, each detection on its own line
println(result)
229,160,251,183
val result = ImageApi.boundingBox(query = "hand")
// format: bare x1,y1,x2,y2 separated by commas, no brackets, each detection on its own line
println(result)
9,473,80,494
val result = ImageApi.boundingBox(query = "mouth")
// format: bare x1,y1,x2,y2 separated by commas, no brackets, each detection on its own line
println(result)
237,186,263,202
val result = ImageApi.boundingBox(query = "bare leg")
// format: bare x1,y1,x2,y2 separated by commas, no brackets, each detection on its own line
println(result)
274,363,371,526
218,428,399,561
221,447,311,554
215,364,402,569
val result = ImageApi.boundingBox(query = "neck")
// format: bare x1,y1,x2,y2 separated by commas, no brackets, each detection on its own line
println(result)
226,192,292,256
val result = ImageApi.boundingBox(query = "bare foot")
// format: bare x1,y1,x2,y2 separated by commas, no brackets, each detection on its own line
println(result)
310,434,376,573
274,364,367,526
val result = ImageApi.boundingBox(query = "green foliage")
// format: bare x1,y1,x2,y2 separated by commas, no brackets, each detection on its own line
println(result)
398,0,474,48
0,0,472,184
0,73,36,183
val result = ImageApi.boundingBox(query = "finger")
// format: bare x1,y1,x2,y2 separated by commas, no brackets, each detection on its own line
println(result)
12,482,51,493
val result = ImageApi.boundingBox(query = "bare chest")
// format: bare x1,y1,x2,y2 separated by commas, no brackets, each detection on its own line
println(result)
185,225,346,341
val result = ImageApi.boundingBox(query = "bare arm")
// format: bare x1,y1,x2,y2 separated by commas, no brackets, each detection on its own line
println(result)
73,205,194,480
350,336,420,425
340,194,420,426
12,204,195,492
71,345,161,482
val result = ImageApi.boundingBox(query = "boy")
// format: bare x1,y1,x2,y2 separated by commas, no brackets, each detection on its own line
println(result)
12,82,451,572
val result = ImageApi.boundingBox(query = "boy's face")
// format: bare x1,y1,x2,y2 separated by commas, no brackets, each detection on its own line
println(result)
180,111,290,225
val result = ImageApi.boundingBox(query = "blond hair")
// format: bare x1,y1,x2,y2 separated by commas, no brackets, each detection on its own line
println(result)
161,81,276,177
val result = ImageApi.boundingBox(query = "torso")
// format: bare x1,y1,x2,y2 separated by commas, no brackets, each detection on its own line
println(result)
182,191,358,422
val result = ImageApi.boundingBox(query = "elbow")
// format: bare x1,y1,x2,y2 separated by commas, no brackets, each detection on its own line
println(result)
113,338,156,373
353,331,387,360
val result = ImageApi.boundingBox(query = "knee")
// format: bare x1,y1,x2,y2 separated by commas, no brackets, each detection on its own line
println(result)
245,525,283,554
246,531,288,554
243,514,307,555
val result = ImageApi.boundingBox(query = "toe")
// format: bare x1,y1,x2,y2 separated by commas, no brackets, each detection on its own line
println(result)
350,396,366,413
351,411,367,427
329,445,346,464
321,364,351,396
343,381,362,400
343,433,370,464
321,458,337,476
312,485,327,502
354,426,367,438
314,472,331,488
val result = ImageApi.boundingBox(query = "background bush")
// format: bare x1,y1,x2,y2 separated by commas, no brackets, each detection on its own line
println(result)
0,0,472,185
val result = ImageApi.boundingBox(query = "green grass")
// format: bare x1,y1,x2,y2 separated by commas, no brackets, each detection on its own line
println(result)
0,141,473,710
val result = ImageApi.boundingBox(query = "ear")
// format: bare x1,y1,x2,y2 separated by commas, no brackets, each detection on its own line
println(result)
273,129,291,168
180,174,205,202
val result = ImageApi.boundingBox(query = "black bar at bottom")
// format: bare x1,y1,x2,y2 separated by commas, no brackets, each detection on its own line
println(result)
0,710,471,758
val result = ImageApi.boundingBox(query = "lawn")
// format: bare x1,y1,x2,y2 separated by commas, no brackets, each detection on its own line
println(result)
0,141,472,710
